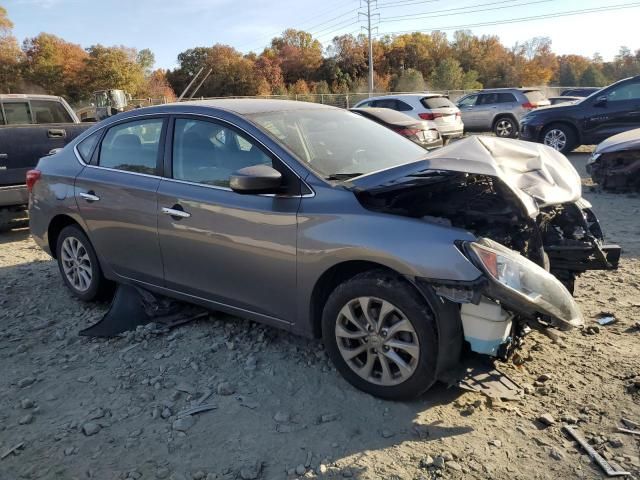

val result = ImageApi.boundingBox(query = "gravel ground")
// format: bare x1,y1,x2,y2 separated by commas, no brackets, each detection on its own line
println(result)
0,153,639,480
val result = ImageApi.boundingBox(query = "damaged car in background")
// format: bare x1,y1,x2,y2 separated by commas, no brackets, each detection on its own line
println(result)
587,127,640,190
29,101,619,400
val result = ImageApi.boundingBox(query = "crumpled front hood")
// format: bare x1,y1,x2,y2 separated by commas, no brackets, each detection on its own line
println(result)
349,136,582,217
595,127,640,154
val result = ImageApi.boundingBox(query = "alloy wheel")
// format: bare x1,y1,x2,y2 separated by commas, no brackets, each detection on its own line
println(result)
495,119,513,137
334,296,420,386
60,236,93,292
543,128,567,151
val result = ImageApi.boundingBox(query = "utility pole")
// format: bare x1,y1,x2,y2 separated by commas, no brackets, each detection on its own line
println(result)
359,0,378,96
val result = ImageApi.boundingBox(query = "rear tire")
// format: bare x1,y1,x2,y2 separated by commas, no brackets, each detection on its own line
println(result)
542,123,576,154
56,225,111,301
493,116,517,138
322,270,439,400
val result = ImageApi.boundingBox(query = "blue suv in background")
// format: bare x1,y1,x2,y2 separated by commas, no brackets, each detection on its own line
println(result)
520,76,640,153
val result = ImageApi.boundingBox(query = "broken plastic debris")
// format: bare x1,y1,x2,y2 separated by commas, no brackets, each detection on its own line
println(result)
596,315,617,326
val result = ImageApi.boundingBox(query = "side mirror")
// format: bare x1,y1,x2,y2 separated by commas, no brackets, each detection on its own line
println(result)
230,164,282,194
594,95,608,107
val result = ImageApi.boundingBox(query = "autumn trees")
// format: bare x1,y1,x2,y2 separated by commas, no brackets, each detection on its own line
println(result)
0,7,174,102
1,3,640,104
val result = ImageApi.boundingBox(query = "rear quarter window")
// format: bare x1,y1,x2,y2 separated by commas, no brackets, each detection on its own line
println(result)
421,96,455,109
76,131,102,162
31,100,73,124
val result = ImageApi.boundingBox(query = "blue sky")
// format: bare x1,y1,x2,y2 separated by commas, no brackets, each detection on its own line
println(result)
3,0,638,70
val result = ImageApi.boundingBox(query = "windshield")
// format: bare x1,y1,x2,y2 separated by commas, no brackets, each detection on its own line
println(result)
248,109,427,177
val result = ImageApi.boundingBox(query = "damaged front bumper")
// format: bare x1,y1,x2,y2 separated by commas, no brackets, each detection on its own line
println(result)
422,237,585,357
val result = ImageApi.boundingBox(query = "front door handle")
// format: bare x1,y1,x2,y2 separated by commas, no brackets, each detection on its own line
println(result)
162,206,191,219
79,191,100,202
47,128,66,139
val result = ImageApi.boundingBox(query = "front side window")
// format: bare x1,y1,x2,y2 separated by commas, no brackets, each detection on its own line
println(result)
458,95,477,107
606,82,640,102
31,100,73,124
172,119,272,188
99,119,163,174
249,109,426,178
3,102,31,125
357,100,373,108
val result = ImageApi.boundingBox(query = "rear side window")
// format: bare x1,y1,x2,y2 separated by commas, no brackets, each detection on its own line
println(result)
31,100,73,124
77,131,101,162
421,96,454,109
3,102,31,125
99,119,163,175
396,100,413,111
373,99,400,110
497,93,516,103
524,90,546,103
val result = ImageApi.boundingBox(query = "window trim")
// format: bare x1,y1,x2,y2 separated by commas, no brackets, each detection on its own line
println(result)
72,112,315,198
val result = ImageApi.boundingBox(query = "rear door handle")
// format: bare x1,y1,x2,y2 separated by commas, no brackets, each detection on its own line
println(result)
47,128,66,138
79,192,100,202
162,206,191,219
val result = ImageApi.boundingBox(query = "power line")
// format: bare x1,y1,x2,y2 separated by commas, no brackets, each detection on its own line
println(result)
384,0,552,22
376,2,640,36
376,0,439,9
236,0,359,51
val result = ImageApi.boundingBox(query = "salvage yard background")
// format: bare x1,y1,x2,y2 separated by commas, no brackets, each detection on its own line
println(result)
0,151,639,479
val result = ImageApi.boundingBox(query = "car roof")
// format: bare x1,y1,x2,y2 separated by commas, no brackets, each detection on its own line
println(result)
350,107,420,124
0,94,64,101
169,98,336,115
359,93,445,101
468,88,540,93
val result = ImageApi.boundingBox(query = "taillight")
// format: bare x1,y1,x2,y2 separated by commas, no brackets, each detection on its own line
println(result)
522,102,537,109
418,113,435,120
396,128,422,137
455,111,461,118
26,170,41,193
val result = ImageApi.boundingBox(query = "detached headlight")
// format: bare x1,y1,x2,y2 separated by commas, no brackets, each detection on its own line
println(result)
464,238,583,330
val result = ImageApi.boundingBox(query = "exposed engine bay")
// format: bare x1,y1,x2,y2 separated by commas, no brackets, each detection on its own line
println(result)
356,170,619,293
347,135,621,359
588,127,640,191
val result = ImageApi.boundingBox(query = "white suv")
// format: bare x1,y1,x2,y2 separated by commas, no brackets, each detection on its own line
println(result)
354,94,464,140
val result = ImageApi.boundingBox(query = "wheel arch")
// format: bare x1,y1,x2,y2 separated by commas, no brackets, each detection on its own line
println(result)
309,261,463,378
491,113,518,130
48,214,83,259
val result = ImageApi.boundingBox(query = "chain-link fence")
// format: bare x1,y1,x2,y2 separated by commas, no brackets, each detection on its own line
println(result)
72,87,587,112
175,86,583,108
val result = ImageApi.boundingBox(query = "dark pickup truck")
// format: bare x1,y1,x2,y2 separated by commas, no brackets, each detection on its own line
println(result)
0,94,91,211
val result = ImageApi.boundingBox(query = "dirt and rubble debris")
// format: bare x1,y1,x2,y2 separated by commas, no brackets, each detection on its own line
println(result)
0,153,639,479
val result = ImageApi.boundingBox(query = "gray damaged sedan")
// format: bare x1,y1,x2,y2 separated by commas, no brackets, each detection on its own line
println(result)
28,100,620,399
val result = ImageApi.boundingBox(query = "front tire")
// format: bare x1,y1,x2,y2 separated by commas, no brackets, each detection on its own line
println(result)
56,225,110,301
322,271,439,400
542,123,576,154
494,117,517,138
